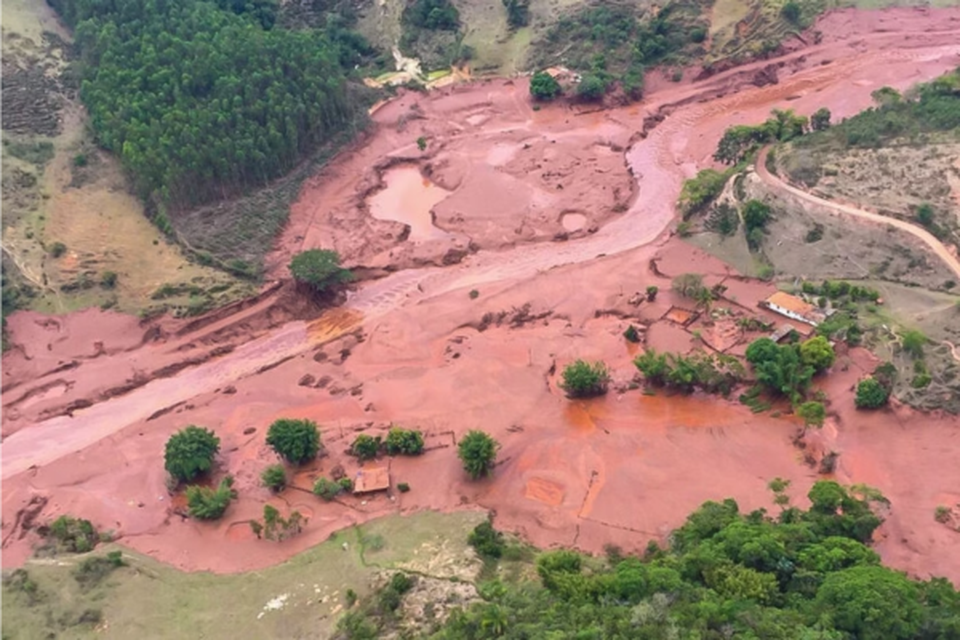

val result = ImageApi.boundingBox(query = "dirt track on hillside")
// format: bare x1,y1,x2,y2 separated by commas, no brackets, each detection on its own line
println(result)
4,7,960,581
757,147,960,281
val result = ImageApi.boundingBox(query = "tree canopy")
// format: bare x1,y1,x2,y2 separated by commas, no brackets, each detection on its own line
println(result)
289,249,353,293
266,418,322,464
458,430,499,479
529,71,561,101
164,425,220,483
49,0,363,211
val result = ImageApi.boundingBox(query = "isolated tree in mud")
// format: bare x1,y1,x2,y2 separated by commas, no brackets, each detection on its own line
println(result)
267,418,322,464
795,400,826,429
559,359,610,398
854,377,888,410
458,430,499,479
289,249,352,294
164,425,221,483
186,476,236,520
530,71,561,101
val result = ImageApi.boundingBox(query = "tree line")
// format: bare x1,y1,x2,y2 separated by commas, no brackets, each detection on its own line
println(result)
48,0,364,211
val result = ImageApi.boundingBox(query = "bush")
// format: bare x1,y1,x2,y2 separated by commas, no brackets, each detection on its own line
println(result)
351,434,382,460
384,427,425,455
781,0,801,24
416,136,427,151
458,430,499,479
559,359,610,398
313,477,343,501
901,330,927,358
623,324,641,343
678,169,727,216
100,271,118,289
855,377,889,409
799,336,836,373
935,506,951,524
338,477,354,492
259,505,305,541
46,515,100,553
186,476,235,520
260,464,287,492
469,520,505,558
73,551,125,589
288,249,352,294
164,425,221,484
397,482,410,493
811,107,831,131
503,0,529,29
267,418,321,464
49,241,67,258
530,71,561,101
646,285,659,301
576,74,607,101
796,400,826,429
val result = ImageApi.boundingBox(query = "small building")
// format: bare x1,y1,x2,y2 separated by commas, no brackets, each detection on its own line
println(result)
353,466,390,494
760,291,825,327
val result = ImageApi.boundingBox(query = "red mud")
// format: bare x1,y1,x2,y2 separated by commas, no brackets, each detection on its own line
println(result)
4,7,960,582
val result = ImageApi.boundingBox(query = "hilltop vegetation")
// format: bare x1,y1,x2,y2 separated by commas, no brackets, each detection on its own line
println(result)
339,481,960,639
47,0,370,216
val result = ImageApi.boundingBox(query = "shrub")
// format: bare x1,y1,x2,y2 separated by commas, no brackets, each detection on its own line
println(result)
901,330,927,358
416,136,427,151
46,515,100,553
576,74,607,101
260,464,287,492
338,477,354,492
559,359,610,398
288,249,352,294
646,285,659,301
48,241,67,258
469,289,480,299
678,169,727,216
351,434,382,461
468,520,505,558
267,418,321,464
458,430,499,479
796,401,826,429
313,477,343,501
260,505,305,541
935,506,951,524
530,70,561,101
811,107,831,131
623,324,641,343
855,377,889,409
781,0,801,24
100,271,118,289
503,0,529,28
186,476,235,520
397,482,411,493
73,551,125,589
384,427,425,455
164,425,220,484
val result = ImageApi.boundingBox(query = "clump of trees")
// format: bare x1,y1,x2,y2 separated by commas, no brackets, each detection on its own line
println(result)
458,430,499,479
744,335,835,405
249,505,305,541
503,0,529,29
403,0,459,30
634,349,745,395
351,434,382,461
186,476,236,520
313,476,354,501
679,169,729,216
529,71,562,101
260,464,287,492
349,428,426,460
164,425,221,484
468,519,506,558
714,108,809,165
289,249,352,294
343,481,960,640
48,0,361,211
559,360,610,397
811,107,831,131
266,418,322,465
42,516,101,554
742,199,772,250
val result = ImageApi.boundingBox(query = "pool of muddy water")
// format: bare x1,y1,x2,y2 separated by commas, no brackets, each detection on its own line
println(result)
561,212,587,232
369,166,452,241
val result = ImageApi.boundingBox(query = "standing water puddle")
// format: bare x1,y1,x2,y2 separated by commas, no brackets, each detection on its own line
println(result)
369,166,452,241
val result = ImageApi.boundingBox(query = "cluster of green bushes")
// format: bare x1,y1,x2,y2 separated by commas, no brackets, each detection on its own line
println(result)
715,109,809,165
502,0,529,29
340,481,960,639
796,71,960,150
350,427,426,461
289,249,353,295
744,335,835,405
41,516,103,554
249,504,305,540
403,0,459,30
634,349,746,396
532,1,707,102
679,168,730,217
314,476,355,501
800,279,881,304
559,360,610,398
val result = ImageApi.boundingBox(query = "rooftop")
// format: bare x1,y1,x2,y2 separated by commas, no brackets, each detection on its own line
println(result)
762,291,824,324
354,466,390,494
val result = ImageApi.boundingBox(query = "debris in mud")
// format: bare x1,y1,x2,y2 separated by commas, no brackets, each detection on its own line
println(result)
298,374,316,387
222,385,237,394
751,64,779,87
477,303,552,332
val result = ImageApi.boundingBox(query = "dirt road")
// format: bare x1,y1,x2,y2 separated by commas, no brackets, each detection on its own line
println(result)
757,147,960,281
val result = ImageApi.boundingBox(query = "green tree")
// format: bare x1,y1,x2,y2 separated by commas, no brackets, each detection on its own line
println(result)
799,335,836,373
901,329,927,358
530,71,561,101
810,107,832,131
416,136,427,151
559,359,610,397
164,426,220,483
780,0,801,24
745,337,814,403
351,434,381,461
458,430,499,479
855,377,888,409
796,400,826,429
266,418,321,464
576,74,607,101
186,476,235,520
289,250,352,294
468,520,505,558
313,477,343,501
915,203,934,227
816,566,923,639
260,464,286,492
384,427,425,455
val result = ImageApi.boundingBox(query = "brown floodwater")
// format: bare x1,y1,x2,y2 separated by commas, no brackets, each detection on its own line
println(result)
368,166,452,241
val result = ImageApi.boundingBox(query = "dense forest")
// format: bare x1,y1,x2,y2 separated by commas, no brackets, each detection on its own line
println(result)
47,0,368,210
338,481,960,639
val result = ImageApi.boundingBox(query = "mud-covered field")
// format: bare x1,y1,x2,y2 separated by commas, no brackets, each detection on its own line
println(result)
4,6,960,607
